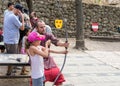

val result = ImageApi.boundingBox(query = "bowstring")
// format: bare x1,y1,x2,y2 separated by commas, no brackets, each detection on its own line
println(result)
52,0,68,86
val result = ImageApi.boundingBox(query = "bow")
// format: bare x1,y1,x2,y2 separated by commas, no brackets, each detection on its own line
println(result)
52,19,68,86
52,0,68,85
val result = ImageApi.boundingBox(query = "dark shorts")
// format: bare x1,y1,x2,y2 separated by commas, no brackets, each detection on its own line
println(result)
4,43,19,53
4,43,19,75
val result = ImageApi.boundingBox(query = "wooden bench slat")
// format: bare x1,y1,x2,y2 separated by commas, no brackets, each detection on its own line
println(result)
0,75,31,79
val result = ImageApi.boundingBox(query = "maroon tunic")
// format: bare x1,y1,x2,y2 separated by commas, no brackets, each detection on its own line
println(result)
40,33,59,69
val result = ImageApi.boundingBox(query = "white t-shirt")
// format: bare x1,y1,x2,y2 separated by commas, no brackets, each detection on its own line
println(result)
4,9,13,17
29,46,44,79
45,25,52,34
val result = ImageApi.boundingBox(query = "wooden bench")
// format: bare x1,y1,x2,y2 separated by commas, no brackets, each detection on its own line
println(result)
0,54,31,78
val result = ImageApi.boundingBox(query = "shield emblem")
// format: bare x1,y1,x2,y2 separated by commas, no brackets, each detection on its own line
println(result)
55,19,63,29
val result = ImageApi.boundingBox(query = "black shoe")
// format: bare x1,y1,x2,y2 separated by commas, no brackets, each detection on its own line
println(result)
6,72,11,76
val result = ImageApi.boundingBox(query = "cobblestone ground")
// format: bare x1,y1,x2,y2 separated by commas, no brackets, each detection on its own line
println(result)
0,66,30,86
1,38,120,86
0,79,29,86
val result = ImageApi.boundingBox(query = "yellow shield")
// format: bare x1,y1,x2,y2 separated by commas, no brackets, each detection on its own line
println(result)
55,19,63,29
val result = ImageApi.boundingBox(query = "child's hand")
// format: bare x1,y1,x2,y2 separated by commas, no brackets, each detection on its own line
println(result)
62,50,68,54
41,47,46,51
64,42,69,48
46,40,51,47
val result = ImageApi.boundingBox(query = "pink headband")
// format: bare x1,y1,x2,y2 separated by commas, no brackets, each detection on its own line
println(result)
28,32,45,42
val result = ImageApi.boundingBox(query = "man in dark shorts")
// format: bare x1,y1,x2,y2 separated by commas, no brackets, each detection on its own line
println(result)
3,4,24,75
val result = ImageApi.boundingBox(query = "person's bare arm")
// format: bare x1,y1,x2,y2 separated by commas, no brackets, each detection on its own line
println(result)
30,46,49,58
57,41,69,48
49,49,68,54
19,11,24,31
30,40,51,58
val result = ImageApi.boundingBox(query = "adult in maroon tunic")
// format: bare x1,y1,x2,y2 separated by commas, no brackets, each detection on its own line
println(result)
34,20,69,86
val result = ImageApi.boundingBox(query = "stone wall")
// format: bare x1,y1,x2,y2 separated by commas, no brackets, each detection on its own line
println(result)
1,0,120,38
83,4,120,37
